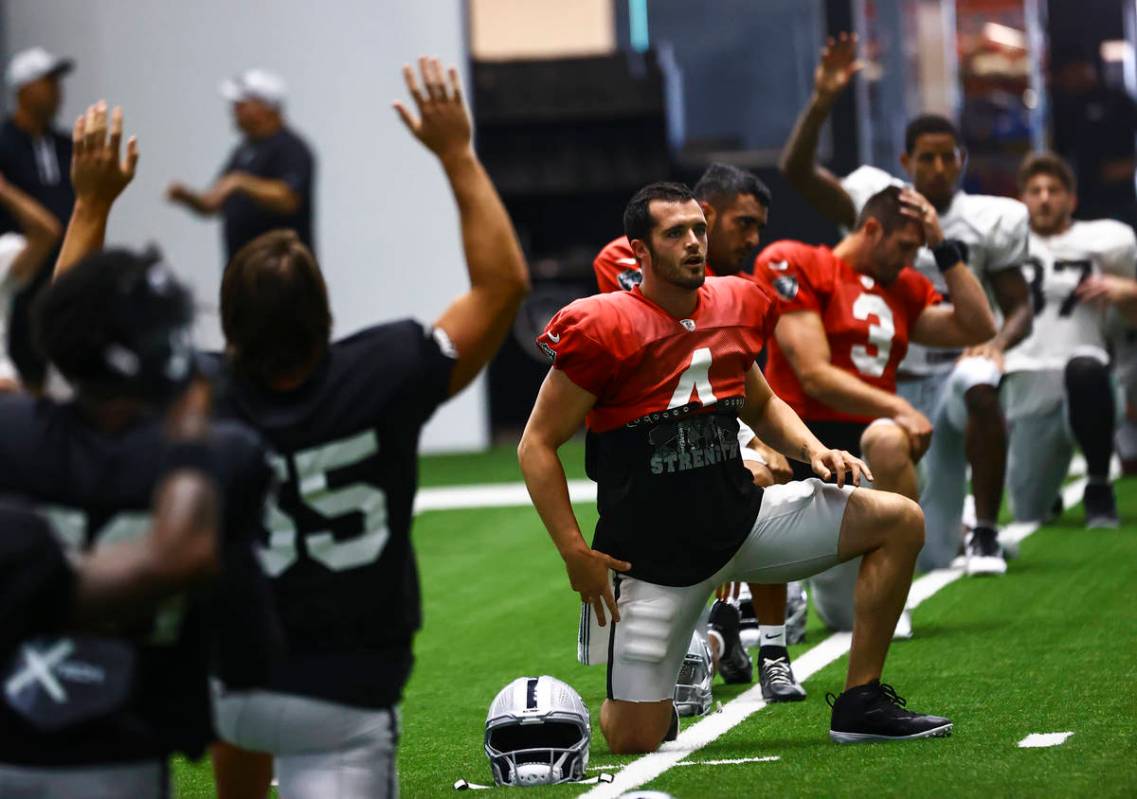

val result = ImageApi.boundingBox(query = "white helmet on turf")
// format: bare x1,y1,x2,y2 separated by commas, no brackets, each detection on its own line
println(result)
674,631,713,716
484,675,590,786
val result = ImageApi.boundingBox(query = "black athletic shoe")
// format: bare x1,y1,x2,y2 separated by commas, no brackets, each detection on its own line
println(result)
1084,483,1120,529
664,704,679,742
758,646,806,702
708,600,752,684
827,680,952,743
964,526,1006,576
1046,495,1064,524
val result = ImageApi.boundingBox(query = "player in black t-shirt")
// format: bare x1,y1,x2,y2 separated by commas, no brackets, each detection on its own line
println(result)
0,105,278,799
54,61,530,799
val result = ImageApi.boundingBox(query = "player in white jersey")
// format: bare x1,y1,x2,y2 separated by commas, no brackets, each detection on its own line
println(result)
1009,152,1137,526
780,33,1033,577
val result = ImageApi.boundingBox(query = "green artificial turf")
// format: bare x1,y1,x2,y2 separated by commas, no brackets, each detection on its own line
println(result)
173,447,1136,798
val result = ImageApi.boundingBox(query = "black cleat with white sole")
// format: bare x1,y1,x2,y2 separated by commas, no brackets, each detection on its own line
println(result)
708,600,752,684
965,526,1006,576
1084,483,1120,529
758,646,806,702
827,680,952,743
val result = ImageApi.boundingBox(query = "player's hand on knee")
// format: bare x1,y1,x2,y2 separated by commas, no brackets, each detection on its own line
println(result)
714,582,742,602
563,546,630,626
71,102,139,208
892,406,933,459
393,57,472,164
758,446,793,484
743,459,776,488
961,342,1005,372
811,448,872,488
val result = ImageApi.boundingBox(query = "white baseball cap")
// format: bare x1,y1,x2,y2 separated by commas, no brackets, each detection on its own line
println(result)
219,69,286,108
6,46,74,90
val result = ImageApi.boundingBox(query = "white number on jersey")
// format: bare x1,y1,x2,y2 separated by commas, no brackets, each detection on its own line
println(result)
259,430,391,577
668,347,718,409
850,293,896,377
41,506,186,644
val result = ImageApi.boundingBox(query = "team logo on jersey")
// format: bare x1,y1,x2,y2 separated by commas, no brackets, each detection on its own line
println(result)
772,275,799,300
768,260,789,271
860,275,875,289
680,319,696,332
538,338,557,362
617,268,644,291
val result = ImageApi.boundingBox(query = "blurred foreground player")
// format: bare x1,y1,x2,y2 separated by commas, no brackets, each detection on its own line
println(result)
755,186,996,632
594,163,803,701
68,61,529,798
0,103,277,799
1009,152,1137,526
520,182,951,752
781,33,1032,573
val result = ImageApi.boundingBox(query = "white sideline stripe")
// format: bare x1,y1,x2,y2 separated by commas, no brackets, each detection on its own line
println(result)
1018,732,1074,748
590,754,779,772
579,467,1107,799
413,480,595,513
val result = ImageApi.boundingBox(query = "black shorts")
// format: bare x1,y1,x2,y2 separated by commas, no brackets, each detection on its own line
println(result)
790,420,869,482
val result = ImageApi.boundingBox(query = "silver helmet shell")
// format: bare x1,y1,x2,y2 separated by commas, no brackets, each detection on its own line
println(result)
674,631,713,717
484,675,590,786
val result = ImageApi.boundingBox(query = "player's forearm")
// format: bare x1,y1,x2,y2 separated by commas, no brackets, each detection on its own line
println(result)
779,94,855,228
800,363,908,420
442,149,529,301
230,173,299,214
518,437,588,558
991,302,1032,351
750,395,829,464
941,267,998,343
53,199,111,280
0,181,61,250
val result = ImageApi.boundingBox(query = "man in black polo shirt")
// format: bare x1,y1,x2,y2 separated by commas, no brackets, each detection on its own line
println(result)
167,68,315,262
0,46,75,388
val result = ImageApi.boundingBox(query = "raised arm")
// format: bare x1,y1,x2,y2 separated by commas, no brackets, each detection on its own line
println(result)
738,363,871,487
394,57,530,396
0,174,62,285
53,101,139,279
518,367,630,626
779,33,862,229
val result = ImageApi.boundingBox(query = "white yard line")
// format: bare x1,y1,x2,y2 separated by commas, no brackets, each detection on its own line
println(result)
1018,732,1074,748
413,480,595,513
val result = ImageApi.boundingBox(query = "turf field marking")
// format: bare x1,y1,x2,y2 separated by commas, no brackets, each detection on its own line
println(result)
414,480,595,513
590,755,780,772
1018,732,1074,748
579,473,1099,799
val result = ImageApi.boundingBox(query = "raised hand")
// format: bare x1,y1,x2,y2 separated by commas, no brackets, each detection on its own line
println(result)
71,102,139,210
393,57,472,164
815,33,863,100
810,447,872,488
899,188,944,247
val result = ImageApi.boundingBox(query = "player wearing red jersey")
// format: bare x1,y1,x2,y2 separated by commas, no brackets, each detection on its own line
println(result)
755,186,996,630
520,182,952,753
593,163,805,702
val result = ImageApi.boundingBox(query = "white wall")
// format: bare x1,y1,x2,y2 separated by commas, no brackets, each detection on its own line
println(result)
470,0,614,60
4,0,489,452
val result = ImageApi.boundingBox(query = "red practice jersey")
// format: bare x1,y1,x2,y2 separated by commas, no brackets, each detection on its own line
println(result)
753,241,941,424
593,236,719,294
536,276,774,586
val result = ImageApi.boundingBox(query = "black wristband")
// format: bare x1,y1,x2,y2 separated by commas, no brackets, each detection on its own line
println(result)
932,240,965,273
162,441,220,481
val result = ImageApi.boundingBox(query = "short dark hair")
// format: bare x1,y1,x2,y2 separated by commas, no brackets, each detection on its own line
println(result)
221,229,332,386
904,114,960,153
1018,151,1076,193
693,162,772,210
854,186,915,235
34,247,193,399
623,182,697,243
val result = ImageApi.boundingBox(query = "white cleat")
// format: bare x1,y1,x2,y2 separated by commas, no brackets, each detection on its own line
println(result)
964,529,1007,576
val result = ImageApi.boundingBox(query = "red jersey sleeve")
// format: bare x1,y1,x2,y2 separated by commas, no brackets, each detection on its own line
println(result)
895,267,943,324
536,299,622,397
593,237,642,294
752,242,829,316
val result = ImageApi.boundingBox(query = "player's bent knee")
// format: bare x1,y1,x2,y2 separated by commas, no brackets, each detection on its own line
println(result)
600,700,672,754
860,423,911,474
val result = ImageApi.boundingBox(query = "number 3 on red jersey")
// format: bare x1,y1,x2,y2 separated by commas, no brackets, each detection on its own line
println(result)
849,293,895,378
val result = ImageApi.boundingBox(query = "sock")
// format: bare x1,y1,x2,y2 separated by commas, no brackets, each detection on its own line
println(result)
974,520,997,534
1065,356,1115,479
757,625,786,648
1087,475,1111,487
